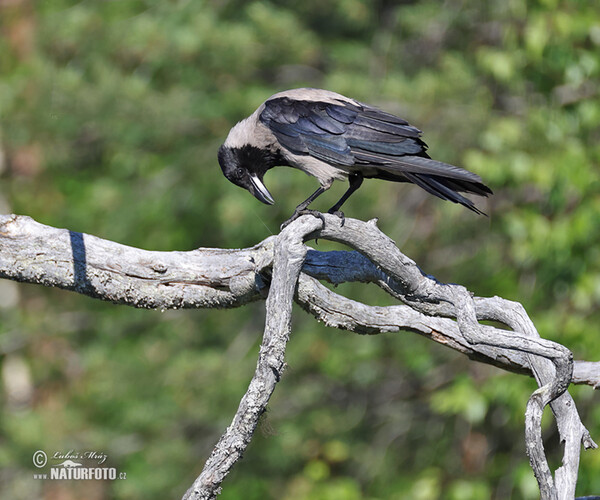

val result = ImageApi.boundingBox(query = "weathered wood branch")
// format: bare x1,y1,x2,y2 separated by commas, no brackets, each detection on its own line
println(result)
2,214,596,386
0,213,597,499
0,214,595,386
182,216,323,500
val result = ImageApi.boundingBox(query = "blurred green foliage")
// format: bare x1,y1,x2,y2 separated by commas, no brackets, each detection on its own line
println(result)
0,0,599,498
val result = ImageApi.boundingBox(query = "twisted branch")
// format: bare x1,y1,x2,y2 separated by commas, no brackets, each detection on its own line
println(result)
0,213,597,499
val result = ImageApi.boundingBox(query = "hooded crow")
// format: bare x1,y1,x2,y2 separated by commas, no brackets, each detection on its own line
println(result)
218,88,492,226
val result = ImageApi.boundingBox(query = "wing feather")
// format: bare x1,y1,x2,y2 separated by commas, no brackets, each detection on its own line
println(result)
304,135,354,166
353,115,422,137
296,116,325,135
348,138,424,156
260,97,354,166
308,113,346,134
360,105,411,124
325,105,357,124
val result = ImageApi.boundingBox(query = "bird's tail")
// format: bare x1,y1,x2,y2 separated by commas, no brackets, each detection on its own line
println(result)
402,172,491,215
377,156,493,215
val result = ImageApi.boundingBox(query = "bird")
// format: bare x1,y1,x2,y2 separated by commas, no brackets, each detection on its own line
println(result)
218,88,492,227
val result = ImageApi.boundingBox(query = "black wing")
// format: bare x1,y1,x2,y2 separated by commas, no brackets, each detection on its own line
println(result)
259,98,356,166
259,96,492,213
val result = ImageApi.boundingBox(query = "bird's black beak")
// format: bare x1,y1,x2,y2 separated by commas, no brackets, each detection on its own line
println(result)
249,174,275,205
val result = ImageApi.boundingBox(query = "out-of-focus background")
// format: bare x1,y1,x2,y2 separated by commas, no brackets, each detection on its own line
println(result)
0,1,599,498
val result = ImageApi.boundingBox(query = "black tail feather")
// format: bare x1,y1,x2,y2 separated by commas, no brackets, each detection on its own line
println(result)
403,172,489,215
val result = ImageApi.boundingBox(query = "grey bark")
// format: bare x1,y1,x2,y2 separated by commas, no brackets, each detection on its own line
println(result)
0,213,597,499
182,216,322,500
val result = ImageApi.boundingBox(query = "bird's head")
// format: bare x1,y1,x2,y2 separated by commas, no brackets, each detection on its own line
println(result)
218,144,275,205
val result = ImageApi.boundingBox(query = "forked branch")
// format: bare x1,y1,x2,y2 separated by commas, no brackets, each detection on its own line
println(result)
0,214,597,499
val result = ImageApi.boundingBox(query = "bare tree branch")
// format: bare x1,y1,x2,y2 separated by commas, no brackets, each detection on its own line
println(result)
0,213,597,499
182,216,323,500
299,215,597,500
1,214,597,386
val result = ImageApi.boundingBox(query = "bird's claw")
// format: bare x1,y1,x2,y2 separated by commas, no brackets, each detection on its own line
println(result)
327,209,345,227
280,209,326,230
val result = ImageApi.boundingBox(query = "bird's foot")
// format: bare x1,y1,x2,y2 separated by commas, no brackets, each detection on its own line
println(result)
280,209,325,230
327,209,345,227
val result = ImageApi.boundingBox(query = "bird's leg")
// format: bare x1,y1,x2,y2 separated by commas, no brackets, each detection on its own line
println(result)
326,174,363,226
280,185,328,230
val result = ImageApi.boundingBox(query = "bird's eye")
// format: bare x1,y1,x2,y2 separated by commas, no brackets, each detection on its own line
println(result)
236,168,245,178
